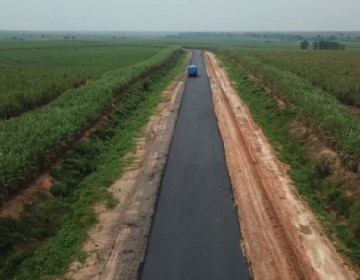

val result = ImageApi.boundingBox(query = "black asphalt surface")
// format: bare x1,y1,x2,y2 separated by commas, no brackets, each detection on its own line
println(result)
140,50,250,280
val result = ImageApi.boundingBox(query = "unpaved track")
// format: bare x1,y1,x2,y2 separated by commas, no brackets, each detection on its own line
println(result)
140,50,250,280
205,51,357,280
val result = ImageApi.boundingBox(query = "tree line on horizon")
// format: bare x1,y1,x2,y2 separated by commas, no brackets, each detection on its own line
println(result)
300,40,346,50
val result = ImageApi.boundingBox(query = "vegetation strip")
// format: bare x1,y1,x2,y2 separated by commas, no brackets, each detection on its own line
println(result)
217,51,360,269
0,46,179,205
221,49,360,171
0,49,186,280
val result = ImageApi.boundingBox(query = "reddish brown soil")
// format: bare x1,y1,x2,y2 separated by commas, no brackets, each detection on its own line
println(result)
289,117,360,199
0,113,110,219
346,104,360,116
205,51,357,280
0,173,52,218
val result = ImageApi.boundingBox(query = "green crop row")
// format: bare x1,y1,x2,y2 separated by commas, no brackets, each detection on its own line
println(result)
234,48,360,106
222,49,360,170
0,42,164,118
0,46,180,205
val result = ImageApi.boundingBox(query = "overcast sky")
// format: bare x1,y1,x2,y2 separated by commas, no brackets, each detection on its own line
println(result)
0,0,359,32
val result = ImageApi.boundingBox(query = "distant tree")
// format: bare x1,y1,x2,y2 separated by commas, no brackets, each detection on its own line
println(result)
315,34,323,41
319,40,326,49
313,40,345,50
300,40,310,49
313,41,318,50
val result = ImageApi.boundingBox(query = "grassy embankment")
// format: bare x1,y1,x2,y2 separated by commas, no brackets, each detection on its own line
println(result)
217,49,360,267
0,46,186,279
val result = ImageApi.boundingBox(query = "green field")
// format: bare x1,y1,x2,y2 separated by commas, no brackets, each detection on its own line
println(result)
0,41,164,118
233,48,360,106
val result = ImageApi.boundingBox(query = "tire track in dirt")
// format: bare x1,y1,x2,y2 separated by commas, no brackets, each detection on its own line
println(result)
205,51,357,280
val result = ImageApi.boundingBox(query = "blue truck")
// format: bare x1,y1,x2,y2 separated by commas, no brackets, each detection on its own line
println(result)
187,64,198,77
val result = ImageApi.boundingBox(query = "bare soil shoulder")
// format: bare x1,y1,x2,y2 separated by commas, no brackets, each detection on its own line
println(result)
205,51,357,280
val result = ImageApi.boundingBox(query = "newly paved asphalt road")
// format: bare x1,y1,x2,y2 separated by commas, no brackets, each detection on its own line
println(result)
140,50,250,280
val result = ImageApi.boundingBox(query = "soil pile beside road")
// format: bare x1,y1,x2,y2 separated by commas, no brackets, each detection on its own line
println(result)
205,51,357,280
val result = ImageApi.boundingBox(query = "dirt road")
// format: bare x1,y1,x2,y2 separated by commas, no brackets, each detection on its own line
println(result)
205,51,357,280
